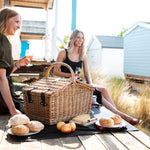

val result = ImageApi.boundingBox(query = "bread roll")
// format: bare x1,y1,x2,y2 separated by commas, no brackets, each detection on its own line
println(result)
72,114,90,123
27,121,44,131
11,124,29,135
9,114,30,125
99,117,114,127
110,114,122,124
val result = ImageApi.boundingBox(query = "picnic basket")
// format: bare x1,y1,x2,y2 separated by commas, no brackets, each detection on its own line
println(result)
22,62,94,125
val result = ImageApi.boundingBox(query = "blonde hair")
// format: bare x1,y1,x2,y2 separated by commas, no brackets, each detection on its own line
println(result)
67,29,86,60
0,8,20,34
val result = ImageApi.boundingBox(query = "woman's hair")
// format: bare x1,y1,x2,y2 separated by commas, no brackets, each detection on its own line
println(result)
67,29,86,60
0,8,20,34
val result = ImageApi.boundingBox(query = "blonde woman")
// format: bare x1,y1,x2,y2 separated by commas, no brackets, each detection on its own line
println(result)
54,29,139,125
0,8,30,115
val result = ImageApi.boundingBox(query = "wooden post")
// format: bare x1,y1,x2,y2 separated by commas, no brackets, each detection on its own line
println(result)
44,9,49,61
71,0,77,30
0,0,4,9
53,0,59,60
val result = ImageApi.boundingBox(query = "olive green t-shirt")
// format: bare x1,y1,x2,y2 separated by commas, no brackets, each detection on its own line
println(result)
0,34,14,114
0,34,14,76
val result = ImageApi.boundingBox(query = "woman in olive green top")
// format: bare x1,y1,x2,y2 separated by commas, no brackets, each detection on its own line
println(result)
0,8,30,115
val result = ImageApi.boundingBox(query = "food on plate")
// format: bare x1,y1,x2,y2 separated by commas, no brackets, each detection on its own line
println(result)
60,123,71,134
99,117,114,127
11,124,29,135
11,125,17,128
69,122,76,132
56,121,65,130
72,114,90,123
27,121,44,132
110,114,122,125
56,121,76,133
8,115,45,135
9,114,30,125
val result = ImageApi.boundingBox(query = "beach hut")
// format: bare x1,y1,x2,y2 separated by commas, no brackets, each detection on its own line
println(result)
123,22,150,82
87,35,123,77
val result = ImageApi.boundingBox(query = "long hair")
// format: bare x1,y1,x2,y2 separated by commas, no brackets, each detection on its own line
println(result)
0,8,19,34
67,29,86,60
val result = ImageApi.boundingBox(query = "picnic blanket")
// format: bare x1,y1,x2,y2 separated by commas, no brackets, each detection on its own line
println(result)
8,105,138,142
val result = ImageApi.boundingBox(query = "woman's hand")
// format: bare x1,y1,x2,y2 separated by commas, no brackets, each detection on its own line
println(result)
17,56,31,67
74,73,82,81
75,73,80,78
10,109,22,116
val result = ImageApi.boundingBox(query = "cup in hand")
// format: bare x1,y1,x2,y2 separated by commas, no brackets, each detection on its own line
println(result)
25,50,33,66
75,67,81,80
92,95,97,104
75,67,81,74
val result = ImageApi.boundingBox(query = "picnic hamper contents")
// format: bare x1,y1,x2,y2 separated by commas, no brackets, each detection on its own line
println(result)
11,124,29,135
72,114,90,123
71,114,97,126
98,114,123,127
69,122,76,132
110,114,122,124
9,114,30,125
56,121,76,133
26,121,44,132
56,121,65,130
99,117,114,127
8,114,44,135
60,123,72,134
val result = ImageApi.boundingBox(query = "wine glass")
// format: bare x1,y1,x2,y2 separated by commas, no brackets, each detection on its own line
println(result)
25,49,33,66
75,67,81,80
75,67,81,74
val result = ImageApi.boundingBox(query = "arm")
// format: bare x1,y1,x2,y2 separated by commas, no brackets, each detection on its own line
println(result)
11,57,30,73
53,50,72,78
82,55,92,84
0,69,21,115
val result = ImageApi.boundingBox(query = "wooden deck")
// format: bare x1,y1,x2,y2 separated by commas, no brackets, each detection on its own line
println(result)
0,107,150,150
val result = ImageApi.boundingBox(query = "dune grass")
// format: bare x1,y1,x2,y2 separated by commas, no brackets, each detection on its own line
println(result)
87,67,150,136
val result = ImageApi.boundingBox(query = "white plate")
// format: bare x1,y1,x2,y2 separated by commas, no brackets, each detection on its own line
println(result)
7,128,42,136
95,120,126,129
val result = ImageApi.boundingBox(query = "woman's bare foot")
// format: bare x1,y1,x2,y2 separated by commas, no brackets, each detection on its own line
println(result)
129,118,140,126
121,114,140,126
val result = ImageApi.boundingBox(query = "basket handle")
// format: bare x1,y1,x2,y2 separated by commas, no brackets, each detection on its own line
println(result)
45,62,76,83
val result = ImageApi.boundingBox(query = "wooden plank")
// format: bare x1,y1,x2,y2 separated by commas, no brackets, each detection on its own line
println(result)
0,115,20,150
0,115,10,143
21,141,41,150
78,135,107,150
125,74,150,82
20,34,44,40
41,138,66,150
10,1,47,10
128,131,150,149
11,73,40,77
0,132,21,150
60,136,85,150
112,132,150,150
0,0,4,9
96,133,127,150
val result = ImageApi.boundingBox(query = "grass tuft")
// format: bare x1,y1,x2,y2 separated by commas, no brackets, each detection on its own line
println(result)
88,67,150,136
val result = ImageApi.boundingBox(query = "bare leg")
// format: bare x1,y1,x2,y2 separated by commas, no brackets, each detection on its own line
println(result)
93,84,115,107
101,97,139,125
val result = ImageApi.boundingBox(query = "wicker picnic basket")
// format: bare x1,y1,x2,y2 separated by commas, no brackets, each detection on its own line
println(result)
22,62,94,125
